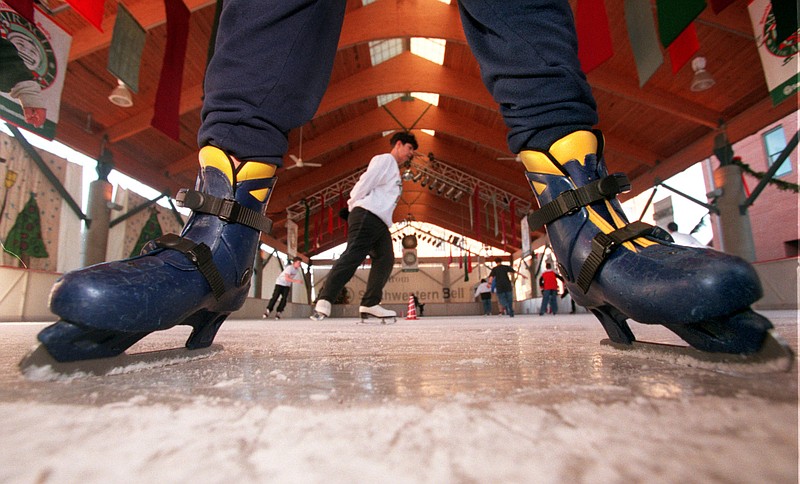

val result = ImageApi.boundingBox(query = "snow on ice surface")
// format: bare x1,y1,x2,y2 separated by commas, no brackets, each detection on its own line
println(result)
0,312,797,483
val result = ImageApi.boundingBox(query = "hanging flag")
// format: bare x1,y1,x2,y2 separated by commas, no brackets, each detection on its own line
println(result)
492,194,499,236
107,3,146,93
625,0,664,86
448,245,453,266
709,0,735,14
286,219,298,257
337,189,344,229
749,0,800,106
576,0,614,73
509,199,517,246
468,192,474,230
151,0,190,140
473,186,481,239
327,206,333,235
667,23,699,74
500,211,507,247
303,199,310,253
467,252,473,273
0,4,72,139
5,0,33,22
65,0,105,31
318,194,325,242
656,0,706,48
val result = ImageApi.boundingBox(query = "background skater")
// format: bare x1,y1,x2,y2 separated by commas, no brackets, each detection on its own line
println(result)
263,256,303,319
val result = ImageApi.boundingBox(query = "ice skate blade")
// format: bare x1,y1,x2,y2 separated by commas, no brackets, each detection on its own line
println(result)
358,313,397,325
601,330,795,374
19,343,223,381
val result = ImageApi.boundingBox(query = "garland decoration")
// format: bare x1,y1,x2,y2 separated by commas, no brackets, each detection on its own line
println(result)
732,157,798,193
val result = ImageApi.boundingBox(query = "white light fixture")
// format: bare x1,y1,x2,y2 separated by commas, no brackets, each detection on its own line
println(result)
108,79,133,107
690,57,715,92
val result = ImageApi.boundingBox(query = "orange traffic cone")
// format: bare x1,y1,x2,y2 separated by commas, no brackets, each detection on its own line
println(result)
406,295,417,320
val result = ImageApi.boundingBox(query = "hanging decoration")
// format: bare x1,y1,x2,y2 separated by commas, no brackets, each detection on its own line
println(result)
625,0,664,86
107,3,146,93
5,0,33,22
749,0,800,106
151,0,190,140
656,0,706,48
3,191,48,265
64,0,105,31
129,209,163,258
303,199,310,253
667,23,699,73
576,0,614,73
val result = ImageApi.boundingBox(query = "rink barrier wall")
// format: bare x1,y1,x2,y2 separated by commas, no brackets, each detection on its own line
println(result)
1,258,796,322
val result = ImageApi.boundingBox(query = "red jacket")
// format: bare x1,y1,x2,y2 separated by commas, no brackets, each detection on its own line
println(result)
539,270,560,291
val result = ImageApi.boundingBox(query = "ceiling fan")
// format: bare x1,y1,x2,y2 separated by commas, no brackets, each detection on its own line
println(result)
286,126,322,170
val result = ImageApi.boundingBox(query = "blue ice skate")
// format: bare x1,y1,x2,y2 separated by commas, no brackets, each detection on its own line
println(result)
523,130,784,355
37,147,276,362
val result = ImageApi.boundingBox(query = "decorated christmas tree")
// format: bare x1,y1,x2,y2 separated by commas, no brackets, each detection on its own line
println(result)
3,192,49,265
130,210,163,257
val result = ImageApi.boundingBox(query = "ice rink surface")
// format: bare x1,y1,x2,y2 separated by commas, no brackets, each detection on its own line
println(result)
1,310,797,483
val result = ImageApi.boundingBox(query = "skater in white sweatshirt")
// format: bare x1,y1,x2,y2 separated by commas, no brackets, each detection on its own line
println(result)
311,132,417,321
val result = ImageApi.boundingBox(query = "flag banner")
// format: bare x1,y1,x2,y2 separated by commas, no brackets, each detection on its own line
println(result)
286,219,297,257
709,0,735,14
521,214,531,258
657,0,706,47
625,0,664,86
107,3,146,93
4,0,31,21
576,0,613,73
749,0,799,106
151,0,190,140
0,3,71,139
65,0,104,32
667,23,699,74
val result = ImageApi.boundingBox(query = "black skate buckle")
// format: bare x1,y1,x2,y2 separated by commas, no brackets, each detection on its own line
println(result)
527,173,631,231
176,189,273,234
576,221,654,294
154,234,226,300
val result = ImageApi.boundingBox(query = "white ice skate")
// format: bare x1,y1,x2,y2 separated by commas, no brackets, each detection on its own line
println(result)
358,305,397,324
310,300,331,321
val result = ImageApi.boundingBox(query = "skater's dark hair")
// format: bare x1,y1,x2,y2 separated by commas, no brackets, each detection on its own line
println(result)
292,256,302,263
494,257,504,264
390,131,418,150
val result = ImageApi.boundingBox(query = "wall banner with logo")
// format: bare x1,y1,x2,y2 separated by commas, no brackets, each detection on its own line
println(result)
0,3,72,139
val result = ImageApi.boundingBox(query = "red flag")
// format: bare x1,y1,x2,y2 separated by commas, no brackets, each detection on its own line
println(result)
151,0,190,140
668,24,699,74
467,252,473,273
473,186,481,239
709,0,735,14
337,189,344,229
65,0,104,31
327,206,333,234
576,0,614,73
5,0,34,22
509,199,517,246
318,194,325,241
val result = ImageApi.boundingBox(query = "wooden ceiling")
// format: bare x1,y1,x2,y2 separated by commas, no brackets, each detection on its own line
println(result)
22,0,798,257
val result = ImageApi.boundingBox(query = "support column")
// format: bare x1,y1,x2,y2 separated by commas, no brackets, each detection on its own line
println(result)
82,179,112,267
713,164,756,261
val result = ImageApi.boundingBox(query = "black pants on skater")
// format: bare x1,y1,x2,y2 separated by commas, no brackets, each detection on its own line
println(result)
266,285,291,313
318,207,393,307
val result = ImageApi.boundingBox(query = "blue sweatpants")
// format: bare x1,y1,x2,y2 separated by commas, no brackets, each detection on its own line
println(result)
198,0,597,165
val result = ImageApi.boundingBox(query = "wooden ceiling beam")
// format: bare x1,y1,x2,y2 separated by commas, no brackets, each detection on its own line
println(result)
317,51,496,116
339,0,465,49
588,69,722,129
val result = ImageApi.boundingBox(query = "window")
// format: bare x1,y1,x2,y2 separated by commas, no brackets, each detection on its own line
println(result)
763,126,792,178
